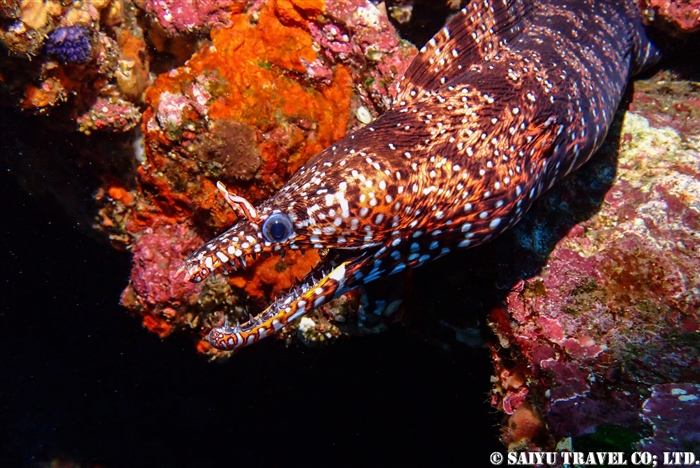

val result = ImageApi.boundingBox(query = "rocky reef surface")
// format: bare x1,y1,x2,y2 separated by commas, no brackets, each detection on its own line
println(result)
2,0,418,357
488,79,700,454
2,0,698,455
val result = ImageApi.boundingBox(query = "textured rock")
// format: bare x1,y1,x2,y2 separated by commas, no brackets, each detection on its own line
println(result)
77,96,142,133
643,0,700,33
0,0,146,130
120,224,203,337
144,0,244,34
487,76,700,450
639,383,700,456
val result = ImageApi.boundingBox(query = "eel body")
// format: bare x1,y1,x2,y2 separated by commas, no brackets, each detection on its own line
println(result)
183,0,660,350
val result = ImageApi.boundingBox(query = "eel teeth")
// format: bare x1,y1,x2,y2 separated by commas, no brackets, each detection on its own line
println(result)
221,317,241,333
247,313,263,325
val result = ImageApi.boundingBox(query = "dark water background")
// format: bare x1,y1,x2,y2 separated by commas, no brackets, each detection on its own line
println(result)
0,158,501,466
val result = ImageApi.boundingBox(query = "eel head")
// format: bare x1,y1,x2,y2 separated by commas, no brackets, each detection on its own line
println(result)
182,129,426,350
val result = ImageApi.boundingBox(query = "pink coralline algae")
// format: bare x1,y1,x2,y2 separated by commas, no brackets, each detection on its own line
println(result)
308,0,418,111
144,0,244,34
487,76,700,451
155,91,195,130
120,224,204,337
643,0,700,33
77,96,142,134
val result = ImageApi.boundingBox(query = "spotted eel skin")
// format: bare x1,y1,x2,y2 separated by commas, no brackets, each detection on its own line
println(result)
183,0,660,350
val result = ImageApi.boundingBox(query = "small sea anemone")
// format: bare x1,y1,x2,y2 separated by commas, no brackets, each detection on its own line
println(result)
45,26,93,64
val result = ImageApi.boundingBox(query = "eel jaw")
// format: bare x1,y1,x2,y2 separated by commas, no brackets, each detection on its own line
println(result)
181,181,290,284
181,183,383,350
181,246,260,284
206,247,371,351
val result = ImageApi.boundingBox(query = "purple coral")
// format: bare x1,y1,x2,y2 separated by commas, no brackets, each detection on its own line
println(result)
45,26,93,64
639,383,700,455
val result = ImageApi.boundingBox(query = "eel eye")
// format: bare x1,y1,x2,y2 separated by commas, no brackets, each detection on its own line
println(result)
262,213,294,243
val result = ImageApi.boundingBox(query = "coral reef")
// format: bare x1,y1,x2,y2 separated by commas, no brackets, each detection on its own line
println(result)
77,96,141,133
120,223,204,337
642,0,700,33
0,0,146,129
485,76,700,451
143,0,244,34
45,25,93,64
104,0,416,355
1,0,414,355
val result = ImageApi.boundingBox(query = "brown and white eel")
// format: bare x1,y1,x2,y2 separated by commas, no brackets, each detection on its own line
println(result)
182,0,661,350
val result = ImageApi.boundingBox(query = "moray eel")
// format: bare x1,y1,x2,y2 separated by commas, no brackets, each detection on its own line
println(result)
183,0,660,350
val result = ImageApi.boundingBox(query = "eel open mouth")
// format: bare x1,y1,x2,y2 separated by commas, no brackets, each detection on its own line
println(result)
180,181,387,350
200,246,373,351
